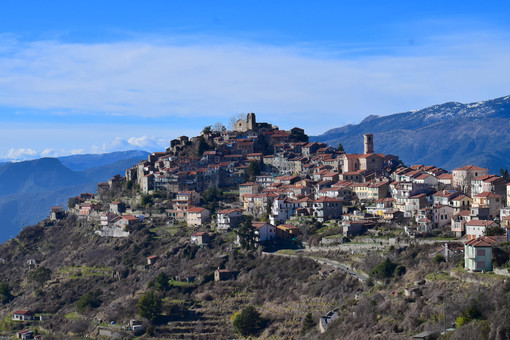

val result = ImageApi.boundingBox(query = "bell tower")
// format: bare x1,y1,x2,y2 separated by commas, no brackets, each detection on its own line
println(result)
364,134,374,154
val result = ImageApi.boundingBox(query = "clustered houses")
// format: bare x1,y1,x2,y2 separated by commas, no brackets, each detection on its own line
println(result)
127,113,310,195
52,114,510,273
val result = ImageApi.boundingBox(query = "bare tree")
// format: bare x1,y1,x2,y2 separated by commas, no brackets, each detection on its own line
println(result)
228,113,245,131
212,122,226,132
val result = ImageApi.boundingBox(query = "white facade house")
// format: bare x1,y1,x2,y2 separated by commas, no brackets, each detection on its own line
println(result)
252,222,276,242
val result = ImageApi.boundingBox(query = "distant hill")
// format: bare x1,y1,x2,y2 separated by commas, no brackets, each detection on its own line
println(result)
312,95,510,171
0,158,85,196
58,150,150,171
0,150,149,241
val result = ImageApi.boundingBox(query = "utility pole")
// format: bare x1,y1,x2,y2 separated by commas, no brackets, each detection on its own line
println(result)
443,297,447,334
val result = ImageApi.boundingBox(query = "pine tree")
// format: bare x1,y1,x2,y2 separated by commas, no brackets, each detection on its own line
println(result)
301,312,315,334
237,216,255,250
337,142,345,152
138,290,162,323
233,306,264,336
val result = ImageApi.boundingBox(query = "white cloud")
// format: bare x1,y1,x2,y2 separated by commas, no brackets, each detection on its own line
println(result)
41,148,57,157
0,31,509,127
7,148,38,160
69,149,85,155
2,134,168,161
99,135,167,153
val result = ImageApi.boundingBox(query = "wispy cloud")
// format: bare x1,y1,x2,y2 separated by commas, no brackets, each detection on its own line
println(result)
94,136,168,153
1,31,510,125
6,148,38,160
2,135,164,161
1,30,510,159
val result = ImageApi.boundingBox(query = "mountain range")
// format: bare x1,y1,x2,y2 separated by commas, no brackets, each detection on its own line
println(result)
312,94,510,172
0,150,149,241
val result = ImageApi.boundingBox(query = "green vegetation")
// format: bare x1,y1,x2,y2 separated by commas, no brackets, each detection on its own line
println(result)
247,160,261,181
138,290,162,323
337,142,344,152
499,168,510,181
201,125,212,135
77,290,102,312
456,303,483,327
201,184,223,212
232,306,265,336
140,194,154,207
168,280,196,287
65,311,80,320
149,272,170,291
195,136,209,156
369,258,401,279
30,266,52,285
433,254,446,264
301,312,315,334
0,282,13,304
237,215,256,251
484,225,505,236
276,249,297,255
425,272,455,281
57,266,112,278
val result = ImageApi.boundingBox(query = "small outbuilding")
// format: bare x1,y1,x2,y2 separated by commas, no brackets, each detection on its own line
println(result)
191,232,210,245
214,268,236,281
12,310,35,321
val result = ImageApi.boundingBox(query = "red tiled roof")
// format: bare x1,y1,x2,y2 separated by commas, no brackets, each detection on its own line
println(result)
409,193,426,199
466,220,495,226
188,207,207,213
465,236,504,247
252,222,274,229
342,154,361,159
453,165,488,172
121,215,139,221
358,153,383,159
13,310,33,315
473,192,502,198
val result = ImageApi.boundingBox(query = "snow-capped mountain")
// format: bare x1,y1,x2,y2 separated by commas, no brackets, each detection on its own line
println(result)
313,95,510,171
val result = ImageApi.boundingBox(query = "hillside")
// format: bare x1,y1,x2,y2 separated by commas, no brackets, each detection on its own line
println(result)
0,121,510,339
0,207,509,339
0,151,149,241
312,95,510,171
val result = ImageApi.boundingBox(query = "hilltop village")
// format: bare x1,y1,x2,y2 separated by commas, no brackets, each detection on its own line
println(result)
76,113,508,249
2,114,510,339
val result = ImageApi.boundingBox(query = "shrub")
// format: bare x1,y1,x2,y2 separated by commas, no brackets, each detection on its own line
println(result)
301,312,315,334
138,290,162,323
370,258,398,279
77,290,102,312
0,282,14,304
30,267,52,285
149,272,170,291
394,265,406,278
434,254,446,264
233,306,264,336
455,303,483,327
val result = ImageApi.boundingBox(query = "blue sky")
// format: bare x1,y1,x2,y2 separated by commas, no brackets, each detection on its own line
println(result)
1,1,510,160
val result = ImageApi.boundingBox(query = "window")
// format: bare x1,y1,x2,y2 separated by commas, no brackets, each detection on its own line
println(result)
477,261,485,269
476,249,485,256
